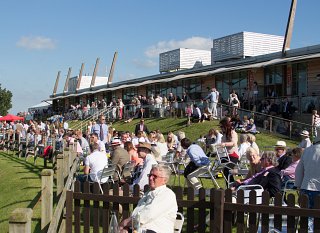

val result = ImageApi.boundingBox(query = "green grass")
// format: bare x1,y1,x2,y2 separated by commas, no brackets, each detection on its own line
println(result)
0,151,47,233
109,117,298,149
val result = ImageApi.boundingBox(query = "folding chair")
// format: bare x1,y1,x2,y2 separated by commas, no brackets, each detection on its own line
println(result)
117,161,136,183
281,179,297,204
196,162,221,189
211,145,238,186
90,164,116,194
174,212,184,233
232,185,264,231
228,155,250,188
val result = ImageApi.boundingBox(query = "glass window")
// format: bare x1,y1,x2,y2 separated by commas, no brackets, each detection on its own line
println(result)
292,63,307,96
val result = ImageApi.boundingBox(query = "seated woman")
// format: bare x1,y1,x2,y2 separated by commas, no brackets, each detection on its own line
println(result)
124,141,144,166
166,132,178,152
234,147,262,184
280,147,302,188
247,134,260,155
243,119,257,134
232,151,281,197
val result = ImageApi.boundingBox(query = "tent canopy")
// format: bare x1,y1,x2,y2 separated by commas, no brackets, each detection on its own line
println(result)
0,114,24,122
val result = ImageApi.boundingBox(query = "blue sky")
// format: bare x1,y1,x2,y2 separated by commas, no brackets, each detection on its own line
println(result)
1,0,320,114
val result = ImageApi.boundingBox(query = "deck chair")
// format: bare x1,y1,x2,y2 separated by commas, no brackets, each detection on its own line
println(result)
90,164,116,194
174,212,184,233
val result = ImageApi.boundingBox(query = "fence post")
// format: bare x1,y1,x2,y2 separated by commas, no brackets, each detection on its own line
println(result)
56,154,64,197
213,189,224,233
9,208,33,233
289,121,293,139
63,148,69,181
41,169,53,231
269,117,273,133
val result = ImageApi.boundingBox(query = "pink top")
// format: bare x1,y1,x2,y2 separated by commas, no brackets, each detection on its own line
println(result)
129,149,144,166
281,160,299,179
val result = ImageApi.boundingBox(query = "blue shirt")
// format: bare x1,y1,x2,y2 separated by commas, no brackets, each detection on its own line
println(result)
205,91,219,103
187,144,210,166
92,123,108,143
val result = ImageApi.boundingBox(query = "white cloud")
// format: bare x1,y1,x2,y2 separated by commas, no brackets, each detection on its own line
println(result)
133,58,157,69
16,36,56,50
145,36,212,58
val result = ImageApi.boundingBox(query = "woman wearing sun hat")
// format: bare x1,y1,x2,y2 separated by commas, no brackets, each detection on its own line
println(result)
298,130,312,149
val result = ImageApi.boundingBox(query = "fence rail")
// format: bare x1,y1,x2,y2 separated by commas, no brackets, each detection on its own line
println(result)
66,182,320,233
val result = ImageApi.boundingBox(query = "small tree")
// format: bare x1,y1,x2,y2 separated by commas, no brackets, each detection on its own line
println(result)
0,84,12,116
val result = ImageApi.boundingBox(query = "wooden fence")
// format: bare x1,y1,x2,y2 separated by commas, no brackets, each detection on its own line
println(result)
66,182,320,233
7,141,79,233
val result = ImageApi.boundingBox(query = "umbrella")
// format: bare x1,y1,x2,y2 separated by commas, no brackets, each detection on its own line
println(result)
0,114,24,122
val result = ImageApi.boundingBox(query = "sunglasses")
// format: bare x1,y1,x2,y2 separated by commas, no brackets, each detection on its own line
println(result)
147,174,165,179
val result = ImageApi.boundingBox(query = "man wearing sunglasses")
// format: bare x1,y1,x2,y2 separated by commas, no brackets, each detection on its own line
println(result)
120,164,178,233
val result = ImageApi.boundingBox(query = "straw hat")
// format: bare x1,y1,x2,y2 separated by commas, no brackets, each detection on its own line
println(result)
300,130,309,137
274,141,287,148
136,142,152,151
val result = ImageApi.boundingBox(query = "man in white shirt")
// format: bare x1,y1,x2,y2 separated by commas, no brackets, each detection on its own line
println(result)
77,142,109,184
132,142,157,190
120,164,178,233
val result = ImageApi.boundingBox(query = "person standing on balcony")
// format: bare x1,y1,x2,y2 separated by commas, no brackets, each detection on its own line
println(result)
204,87,219,119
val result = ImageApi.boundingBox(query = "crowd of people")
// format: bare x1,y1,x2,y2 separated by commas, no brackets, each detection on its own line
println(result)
1,85,320,232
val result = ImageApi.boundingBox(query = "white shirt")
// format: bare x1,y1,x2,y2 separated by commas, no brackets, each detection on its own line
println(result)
133,154,157,190
298,138,312,149
132,185,178,233
238,142,251,158
97,140,106,152
85,150,109,182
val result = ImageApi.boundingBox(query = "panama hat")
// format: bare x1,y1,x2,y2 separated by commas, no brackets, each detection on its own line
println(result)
274,140,287,148
300,130,309,137
111,137,121,146
136,142,152,151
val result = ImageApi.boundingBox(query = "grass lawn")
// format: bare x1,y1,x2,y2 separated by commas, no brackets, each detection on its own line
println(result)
0,151,46,233
108,117,299,149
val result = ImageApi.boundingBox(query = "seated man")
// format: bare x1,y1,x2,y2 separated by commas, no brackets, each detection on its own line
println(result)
181,138,210,190
232,151,281,197
76,142,109,185
131,142,158,190
90,132,106,152
120,164,178,233
110,137,130,183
